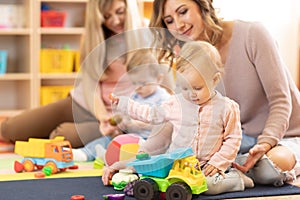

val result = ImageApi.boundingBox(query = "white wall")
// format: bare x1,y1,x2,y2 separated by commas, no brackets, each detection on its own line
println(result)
213,0,300,86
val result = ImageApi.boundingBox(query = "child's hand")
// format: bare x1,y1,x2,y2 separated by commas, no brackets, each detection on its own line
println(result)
108,115,122,126
109,93,119,105
99,117,120,136
102,166,118,185
202,164,223,177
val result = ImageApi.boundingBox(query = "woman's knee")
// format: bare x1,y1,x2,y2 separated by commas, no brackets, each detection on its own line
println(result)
0,119,10,142
50,122,83,148
266,145,296,171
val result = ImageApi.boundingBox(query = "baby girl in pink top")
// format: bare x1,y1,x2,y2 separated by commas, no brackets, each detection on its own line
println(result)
104,41,254,195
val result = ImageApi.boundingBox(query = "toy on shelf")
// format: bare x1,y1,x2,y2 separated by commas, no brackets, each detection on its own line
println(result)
105,134,144,166
126,147,208,200
14,136,75,174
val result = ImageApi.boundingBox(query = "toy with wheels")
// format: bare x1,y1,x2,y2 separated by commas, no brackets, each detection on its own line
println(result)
127,147,208,200
105,134,145,166
14,136,74,174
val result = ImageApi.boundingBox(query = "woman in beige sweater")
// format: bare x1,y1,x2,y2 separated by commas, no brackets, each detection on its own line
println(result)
146,0,300,184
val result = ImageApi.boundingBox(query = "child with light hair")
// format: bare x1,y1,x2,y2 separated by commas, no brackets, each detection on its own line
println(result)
72,48,171,162
103,41,255,195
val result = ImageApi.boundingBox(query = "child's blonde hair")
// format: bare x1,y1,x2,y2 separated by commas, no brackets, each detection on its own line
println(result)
126,49,161,78
176,41,224,80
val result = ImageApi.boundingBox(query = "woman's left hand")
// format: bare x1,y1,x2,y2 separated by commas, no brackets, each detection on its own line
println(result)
232,143,271,173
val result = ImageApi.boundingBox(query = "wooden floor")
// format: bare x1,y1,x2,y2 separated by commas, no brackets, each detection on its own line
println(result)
225,177,300,200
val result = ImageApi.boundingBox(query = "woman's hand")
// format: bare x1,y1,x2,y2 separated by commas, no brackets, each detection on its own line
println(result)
102,166,118,185
233,143,272,173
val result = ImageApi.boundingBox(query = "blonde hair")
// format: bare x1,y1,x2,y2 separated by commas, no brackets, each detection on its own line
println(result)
149,0,223,64
80,0,143,81
126,49,161,78
77,0,144,117
177,41,223,79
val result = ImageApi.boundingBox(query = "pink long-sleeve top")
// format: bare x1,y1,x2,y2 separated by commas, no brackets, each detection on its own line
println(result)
117,91,242,172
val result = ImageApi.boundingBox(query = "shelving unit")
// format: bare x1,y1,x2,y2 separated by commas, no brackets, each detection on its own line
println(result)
0,0,33,116
0,0,153,117
35,0,86,107
0,0,86,117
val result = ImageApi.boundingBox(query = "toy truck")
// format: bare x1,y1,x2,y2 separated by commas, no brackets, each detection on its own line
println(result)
127,147,208,200
14,136,74,174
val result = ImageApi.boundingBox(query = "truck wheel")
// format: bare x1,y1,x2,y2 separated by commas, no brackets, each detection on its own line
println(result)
133,178,159,200
23,159,35,172
166,182,192,200
45,161,58,174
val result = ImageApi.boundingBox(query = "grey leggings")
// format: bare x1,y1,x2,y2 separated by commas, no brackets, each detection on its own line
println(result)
1,96,102,148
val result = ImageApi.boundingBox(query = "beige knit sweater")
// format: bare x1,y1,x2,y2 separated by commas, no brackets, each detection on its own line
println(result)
220,20,300,147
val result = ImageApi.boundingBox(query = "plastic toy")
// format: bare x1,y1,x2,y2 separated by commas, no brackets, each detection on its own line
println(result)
103,194,125,200
93,157,105,169
14,136,74,174
105,134,144,166
108,114,122,126
127,147,208,200
111,169,139,190
70,195,85,200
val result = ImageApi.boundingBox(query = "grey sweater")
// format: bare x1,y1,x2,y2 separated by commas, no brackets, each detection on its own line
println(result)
220,20,300,147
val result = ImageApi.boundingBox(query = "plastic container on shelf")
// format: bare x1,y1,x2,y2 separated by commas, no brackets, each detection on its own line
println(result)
0,5,24,28
74,50,80,72
0,50,7,74
40,49,74,73
41,10,66,27
40,85,73,105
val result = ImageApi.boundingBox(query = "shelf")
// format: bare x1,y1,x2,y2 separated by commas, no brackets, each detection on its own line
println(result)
39,0,87,2
0,0,154,117
0,73,31,80
39,27,84,35
0,29,31,35
0,110,25,117
39,73,78,79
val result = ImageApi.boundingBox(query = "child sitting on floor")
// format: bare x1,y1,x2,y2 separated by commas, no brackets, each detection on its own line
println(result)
72,49,171,162
103,41,254,195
